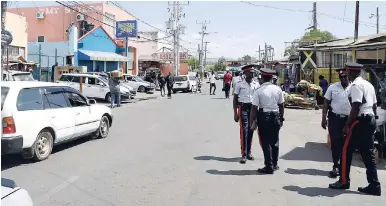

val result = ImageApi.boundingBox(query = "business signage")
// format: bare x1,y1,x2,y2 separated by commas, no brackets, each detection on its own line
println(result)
116,20,137,38
1,30,13,46
157,52,188,61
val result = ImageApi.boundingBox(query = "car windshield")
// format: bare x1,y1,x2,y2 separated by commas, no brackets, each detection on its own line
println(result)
217,71,225,74
1,87,9,111
133,76,144,82
175,76,188,82
188,76,196,80
12,73,34,81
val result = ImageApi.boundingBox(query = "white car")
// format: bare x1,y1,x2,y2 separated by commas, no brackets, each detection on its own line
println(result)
173,75,197,93
58,73,131,102
1,178,33,206
122,74,155,93
1,81,113,161
2,70,35,81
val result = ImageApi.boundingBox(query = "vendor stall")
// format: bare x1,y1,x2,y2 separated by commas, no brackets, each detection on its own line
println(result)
283,80,323,110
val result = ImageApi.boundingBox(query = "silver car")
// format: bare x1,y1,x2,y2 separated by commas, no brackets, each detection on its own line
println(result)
123,74,155,93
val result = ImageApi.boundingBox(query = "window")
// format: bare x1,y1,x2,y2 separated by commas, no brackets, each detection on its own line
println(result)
17,88,43,111
13,73,34,81
188,76,196,80
104,12,116,37
1,87,10,111
71,76,85,83
64,92,88,107
43,87,68,109
174,76,187,82
333,53,347,68
59,75,72,82
37,36,45,42
87,77,99,85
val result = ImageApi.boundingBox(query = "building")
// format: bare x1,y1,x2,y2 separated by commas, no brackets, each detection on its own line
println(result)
8,2,138,74
298,33,386,84
2,12,30,70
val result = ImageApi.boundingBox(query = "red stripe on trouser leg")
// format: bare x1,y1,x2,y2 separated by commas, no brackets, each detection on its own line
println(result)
238,106,244,156
341,120,360,184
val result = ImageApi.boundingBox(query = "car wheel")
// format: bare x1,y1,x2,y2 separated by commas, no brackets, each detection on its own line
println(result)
32,130,54,161
105,93,112,103
138,86,146,93
173,90,177,94
97,115,110,138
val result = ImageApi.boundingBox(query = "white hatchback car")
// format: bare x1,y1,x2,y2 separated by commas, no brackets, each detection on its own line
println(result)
1,81,113,161
173,75,197,93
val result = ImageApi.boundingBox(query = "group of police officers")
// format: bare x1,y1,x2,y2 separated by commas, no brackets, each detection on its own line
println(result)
232,62,381,196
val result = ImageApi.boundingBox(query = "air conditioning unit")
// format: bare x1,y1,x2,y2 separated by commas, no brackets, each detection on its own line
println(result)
76,14,86,21
36,11,45,19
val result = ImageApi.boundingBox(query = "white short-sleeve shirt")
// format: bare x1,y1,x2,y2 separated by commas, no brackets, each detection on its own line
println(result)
252,82,284,111
348,76,377,116
234,80,260,103
324,82,352,115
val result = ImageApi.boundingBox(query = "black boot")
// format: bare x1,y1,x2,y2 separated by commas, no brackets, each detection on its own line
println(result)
329,180,350,190
329,168,339,178
247,154,254,161
257,166,274,174
273,165,280,171
358,184,381,196
239,156,247,164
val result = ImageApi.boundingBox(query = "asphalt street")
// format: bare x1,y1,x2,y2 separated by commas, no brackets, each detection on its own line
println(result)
2,80,386,205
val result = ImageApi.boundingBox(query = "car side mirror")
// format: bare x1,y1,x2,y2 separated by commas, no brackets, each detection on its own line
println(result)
88,99,96,105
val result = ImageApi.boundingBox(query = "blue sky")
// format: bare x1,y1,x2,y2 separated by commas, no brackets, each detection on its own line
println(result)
11,1,386,59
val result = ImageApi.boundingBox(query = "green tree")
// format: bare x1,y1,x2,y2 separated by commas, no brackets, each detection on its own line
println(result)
284,29,337,56
187,57,199,71
239,55,252,62
213,56,226,71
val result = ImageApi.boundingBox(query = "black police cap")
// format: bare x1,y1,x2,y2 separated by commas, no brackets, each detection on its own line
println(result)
240,64,255,72
260,68,276,76
345,62,363,71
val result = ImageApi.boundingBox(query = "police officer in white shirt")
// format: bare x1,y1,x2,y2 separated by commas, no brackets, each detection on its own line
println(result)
329,62,381,196
250,68,284,174
321,68,351,178
233,65,260,164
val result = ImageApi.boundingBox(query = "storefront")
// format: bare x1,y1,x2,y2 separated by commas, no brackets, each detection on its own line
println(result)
77,26,130,72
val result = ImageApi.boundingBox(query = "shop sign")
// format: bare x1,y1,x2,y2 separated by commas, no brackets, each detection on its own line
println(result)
158,52,188,61
1,30,13,46
116,20,137,38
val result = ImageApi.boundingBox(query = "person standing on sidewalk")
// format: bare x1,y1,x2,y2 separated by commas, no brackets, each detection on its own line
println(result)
209,71,216,95
321,68,351,178
165,72,174,99
233,65,260,164
109,73,121,108
223,71,232,98
158,73,166,97
328,62,381,196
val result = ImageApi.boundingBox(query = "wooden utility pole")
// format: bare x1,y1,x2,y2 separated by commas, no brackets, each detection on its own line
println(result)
376,7,379,34
354,1,359,42
313,2,317,30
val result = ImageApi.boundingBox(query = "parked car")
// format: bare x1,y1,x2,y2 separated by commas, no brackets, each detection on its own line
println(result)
173,75,197,93
1,81,113,161
58,73,132,102
2,70,35,81
217,71,225,79
87,72,136,98
1,178,33,206
122,74,155,93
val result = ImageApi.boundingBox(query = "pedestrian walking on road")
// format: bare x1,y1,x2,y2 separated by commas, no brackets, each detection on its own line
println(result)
328,62,381,196
165,72,174,99
232,71,242,95
250,68,284,174
196,73,202,93
209,71,216,95
223,71,232,98
158,73,166,97
233,65,260,164
109,72,121,108
321,68,351,178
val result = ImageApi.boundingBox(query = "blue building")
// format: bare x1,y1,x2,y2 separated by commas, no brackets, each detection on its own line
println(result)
77,25,128,72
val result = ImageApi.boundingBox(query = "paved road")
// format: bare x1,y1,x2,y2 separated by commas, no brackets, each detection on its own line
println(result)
2,81,386,205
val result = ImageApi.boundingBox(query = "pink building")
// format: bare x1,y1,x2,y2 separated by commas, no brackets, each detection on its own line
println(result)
8,2,135,43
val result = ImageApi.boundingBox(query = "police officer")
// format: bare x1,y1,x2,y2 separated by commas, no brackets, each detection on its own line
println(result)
321,68,351,178
328,62,381,196
250,68,284,174
233,65,260,164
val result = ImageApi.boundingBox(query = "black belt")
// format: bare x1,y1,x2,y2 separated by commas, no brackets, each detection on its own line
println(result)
238,102,252,106
329,112,348,119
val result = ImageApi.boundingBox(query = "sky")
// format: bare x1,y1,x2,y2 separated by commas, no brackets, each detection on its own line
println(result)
11,0,386,60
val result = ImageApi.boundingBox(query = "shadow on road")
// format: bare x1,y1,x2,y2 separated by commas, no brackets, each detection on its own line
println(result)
284,168,330,176
1,138,90,171
281,142,386,170
194,156,240,162
206,169,260,176
282,185,363,197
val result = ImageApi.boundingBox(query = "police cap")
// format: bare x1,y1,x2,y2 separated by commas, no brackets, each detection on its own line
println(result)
240,64,255,73
335,68,347,75
259,68,276,76
345,62,363,71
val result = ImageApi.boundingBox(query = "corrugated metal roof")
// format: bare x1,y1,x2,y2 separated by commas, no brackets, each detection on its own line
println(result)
299,33,386,48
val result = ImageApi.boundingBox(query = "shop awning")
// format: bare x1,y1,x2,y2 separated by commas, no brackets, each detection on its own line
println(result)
78,49,129,62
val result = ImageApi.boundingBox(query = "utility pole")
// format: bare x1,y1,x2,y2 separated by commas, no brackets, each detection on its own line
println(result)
197,20,210,81
204,41,209,68
354,1,359,42
370,7,379,34
313,2,317,30
1,1,7,80
38,44,42,81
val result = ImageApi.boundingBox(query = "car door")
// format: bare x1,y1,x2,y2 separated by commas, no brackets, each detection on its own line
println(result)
63,87,99,136
85,76,106,99
42,87,75,143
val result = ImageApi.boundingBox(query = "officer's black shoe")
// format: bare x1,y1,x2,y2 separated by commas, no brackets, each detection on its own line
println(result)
273,165,280,171
247,154,254,160
358,184,381,196
239,157,247,164
329,168,339,178
257,167,274,174
328,180,350,190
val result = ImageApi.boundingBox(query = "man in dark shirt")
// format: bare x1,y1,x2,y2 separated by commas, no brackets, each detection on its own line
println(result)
165,72,174,99
51,62,58,82
319,75,329,95
158,73,166,97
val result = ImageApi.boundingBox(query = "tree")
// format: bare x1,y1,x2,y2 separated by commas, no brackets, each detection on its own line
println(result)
284,29,337,56
187,57,199,71
240,55,252,62
213,56,226,71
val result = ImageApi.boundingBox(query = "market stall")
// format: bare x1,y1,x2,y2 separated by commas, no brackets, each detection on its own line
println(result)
284,80,323,110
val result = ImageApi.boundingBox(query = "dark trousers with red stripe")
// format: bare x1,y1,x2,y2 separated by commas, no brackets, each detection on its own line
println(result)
238,103,254,157
340,115,380,186
328,112,348,169
257,111,281,168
